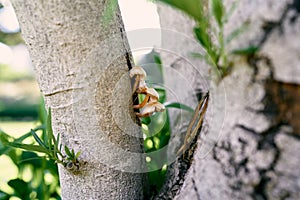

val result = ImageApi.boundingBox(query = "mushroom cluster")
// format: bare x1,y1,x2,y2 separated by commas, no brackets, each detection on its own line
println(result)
129,66,165,118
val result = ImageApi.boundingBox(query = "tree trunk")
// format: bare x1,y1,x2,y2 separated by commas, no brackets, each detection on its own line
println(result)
157,0,300,199
11,0,145,199
156,1,210,161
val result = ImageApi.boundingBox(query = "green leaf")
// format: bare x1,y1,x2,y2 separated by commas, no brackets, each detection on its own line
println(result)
153,54,163,75
6,142,50,154
38,97,47,124
53,133,61,156
156,0,204,22
223,1,238,23
20,151,42,168
231,46,259,55
153,54,162,65
75,151,81,159
194,26,210,50
191,52,206,59
8,179,30,198
59,143,62,153
226,21,249,44
0,191,10,200
141,116,151,125
30,129,48,149
164,102,194,113
46,108,54,150
7,150,19,166
46,107,56,151
212,0,225,27
0,133,9,146
0,131,32,155
64,145,72,158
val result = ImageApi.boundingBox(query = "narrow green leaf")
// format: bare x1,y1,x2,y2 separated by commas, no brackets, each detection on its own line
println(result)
59,143,62,152
226,21,249,44
54,133,60,153
0,191,10,199
194,27,209,49
0,131,9,143
231,46,259,55
71,149,75,157
212,0,224,27
30,129,48,149
7,142,50,154
191,52,206,60
46,107,54,149
64,145,72,158
154,87,166,93
38,97,47,124
164,102,194,113
156,0,203,22
223,1,238,23
153,54,163,75
8,179,30,198
16,126,44,143
75,151,81,159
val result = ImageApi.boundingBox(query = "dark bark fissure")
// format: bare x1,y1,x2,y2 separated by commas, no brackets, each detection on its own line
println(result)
256,0,300,48
153,91,208,199
152,130,201,199
210,25,300,197
237,57,299,199
237,123,282,200
248,54,300,136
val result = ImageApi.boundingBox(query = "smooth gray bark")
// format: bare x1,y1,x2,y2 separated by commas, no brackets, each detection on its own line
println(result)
157,0,300,199
11,0,144,199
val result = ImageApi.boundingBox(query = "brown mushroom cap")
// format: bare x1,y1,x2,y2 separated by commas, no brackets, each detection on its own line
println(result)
129,66,146,79
139,102,165,117
139,104,156,116
145,88,159,101
154,102,165,112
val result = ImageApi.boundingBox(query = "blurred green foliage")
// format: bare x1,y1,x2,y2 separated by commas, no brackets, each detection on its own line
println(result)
0,31,23,46
141,86,170,196
0,64,33,82
140,55,194,198
0,100,60,200
155,0,253,79
0,99,38,120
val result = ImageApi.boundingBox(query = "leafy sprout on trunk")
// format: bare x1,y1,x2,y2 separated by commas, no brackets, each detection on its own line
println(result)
154,0,257,79
0,108,82,174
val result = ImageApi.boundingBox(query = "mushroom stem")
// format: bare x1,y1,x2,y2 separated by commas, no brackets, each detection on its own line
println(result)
133,95,150,109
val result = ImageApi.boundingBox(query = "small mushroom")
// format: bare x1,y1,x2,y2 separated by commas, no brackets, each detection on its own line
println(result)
129,66,147,94
130,66,165,118
133,87,159,109
136,101,165,118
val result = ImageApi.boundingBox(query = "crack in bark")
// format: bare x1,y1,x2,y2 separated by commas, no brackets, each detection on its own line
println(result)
236,124,283,200
257,0,300,48
191,167,201,200
153,113,206,199
212,140,250,180
44,87,83,96
170,58,184,69
153,134,200,200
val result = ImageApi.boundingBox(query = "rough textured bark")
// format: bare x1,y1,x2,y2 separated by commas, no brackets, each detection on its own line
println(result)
11,0,144,199
157,0,300,199
156,1,211,161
